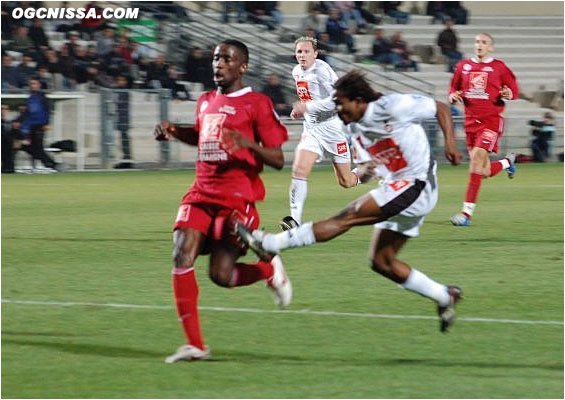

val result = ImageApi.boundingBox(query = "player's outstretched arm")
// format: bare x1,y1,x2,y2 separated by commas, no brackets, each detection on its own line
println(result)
435,101,462,166
153,122,199,146
221,128,285,169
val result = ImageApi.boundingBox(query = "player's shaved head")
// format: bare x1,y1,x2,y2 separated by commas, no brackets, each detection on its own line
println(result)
220,39,249,64
477,32,495,44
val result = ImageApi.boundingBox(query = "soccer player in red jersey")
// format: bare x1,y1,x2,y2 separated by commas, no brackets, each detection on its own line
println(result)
154,40,292,363
448,33,519,226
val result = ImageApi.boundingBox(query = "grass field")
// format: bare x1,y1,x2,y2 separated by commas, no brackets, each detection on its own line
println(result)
2,163,563,399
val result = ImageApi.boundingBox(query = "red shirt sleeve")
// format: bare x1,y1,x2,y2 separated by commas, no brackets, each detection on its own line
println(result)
253,94,289,148
448,60,464,97
500,61,519,100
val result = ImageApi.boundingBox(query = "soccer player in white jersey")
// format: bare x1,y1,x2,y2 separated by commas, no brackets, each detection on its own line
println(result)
238,70,465,333
280,37,359,230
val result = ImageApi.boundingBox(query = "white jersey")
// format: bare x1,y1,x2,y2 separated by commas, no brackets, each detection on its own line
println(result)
346,93,437,183
292,59,344,141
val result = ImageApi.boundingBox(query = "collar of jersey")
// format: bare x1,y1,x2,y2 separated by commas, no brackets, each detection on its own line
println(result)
217,87,253,97
359,101,375,125
471,56,494,64
301,60,318,73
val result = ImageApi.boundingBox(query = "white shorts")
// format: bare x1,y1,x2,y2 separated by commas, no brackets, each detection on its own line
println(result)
296,130,351,164
370,170,438,238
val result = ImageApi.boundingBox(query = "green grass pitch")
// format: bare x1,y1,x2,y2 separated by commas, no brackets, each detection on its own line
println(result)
2,163,563,398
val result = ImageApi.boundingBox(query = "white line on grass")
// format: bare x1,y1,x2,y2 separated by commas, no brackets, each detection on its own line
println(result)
2,299,562,326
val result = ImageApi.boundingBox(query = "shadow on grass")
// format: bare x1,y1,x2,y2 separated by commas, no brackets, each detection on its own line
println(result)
2,338,163,359
2,236,170,243
215,349,563,371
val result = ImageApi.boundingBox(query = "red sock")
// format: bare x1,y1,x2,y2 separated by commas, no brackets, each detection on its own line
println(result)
172,268,205,350
465,172,483,209
489,160,504,177
231,261,274,287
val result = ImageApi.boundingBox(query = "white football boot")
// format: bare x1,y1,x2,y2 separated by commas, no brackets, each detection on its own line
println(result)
165,344,210,363
266,255,292,308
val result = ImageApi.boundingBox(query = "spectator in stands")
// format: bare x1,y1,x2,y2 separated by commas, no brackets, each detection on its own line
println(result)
97,27,115,56
317,32,338,69
2,104,17,173
22,77,58,171
334,1,368,33
113,75,133,168
530,112,556,162
371,28,399,66
301,6,323,35
1,2,17,40
326,8,357,54
245,2,281,31
44,49,61,75
262,72,289,116
160,64,191,100
222,2,247,23
16,54,36,88
390,31,418,71
426,1,450,24
29,19,49,49
118,37,134,65
58,44,76,88
37,65,54,90
437,19,463,72
81,1,105,39
10,26,34,54
68,31,82,58
184,47,214,90
445,2,468,25
354,2,382,25
1,55,20,92
147,54,169,89
104,43,130,79
383,1,410,24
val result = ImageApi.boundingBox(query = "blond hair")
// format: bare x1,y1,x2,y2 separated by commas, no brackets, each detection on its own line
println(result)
294,36,318,51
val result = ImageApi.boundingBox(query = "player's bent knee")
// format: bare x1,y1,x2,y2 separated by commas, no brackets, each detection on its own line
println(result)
208,268,231,288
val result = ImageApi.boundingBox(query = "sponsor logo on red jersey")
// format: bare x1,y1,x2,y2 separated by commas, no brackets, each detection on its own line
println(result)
337,142,348,154
296,80,313,102
481,129,497,144
389,180,410,191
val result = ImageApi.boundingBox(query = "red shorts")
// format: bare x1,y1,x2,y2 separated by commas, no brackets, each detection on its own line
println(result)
464,115,504,153
173,191,260,255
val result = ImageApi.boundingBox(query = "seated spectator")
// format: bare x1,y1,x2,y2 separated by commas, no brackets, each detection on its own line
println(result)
334,1,367,33
530,112,556,162
317,32,338,69
104,44,130,78
16,54,36,88
67,31,82,58
44,49,61,75
383,1,410,24
301,6,323,35
160,65,191,100
184,47,214,90
1,55,20,92
354,2,381,25
445,1,468,25
29,19,49,49
37,65,55,90
96,27,115,56
1,2,17,40
437,19,463,72
117,37,133,65
147,54,169,89
81,1,106,39
426,1,450,24
10,26,34,54
390,31,418,71
245,1,281,31
326,8,357,54
58,44,76,88
371,29,400,66
261,73,289,116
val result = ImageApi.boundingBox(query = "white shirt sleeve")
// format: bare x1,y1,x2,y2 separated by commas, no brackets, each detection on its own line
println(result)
305,94,336,114
388,94,437,123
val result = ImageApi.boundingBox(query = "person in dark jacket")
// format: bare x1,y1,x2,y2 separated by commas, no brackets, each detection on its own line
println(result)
114,75,133,168
22,77,58,170
437,19,463,72
261,73,289,116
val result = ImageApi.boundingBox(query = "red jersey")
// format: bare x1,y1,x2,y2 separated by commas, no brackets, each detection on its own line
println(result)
189,87,288,203
449,57,519,121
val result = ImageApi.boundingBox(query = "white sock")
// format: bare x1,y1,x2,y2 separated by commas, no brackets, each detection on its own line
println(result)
289,178,307,225
263,222,316,253
500,159,510,169
401,268,450,306
462,202,475,217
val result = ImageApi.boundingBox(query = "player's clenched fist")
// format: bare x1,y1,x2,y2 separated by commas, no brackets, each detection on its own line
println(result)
154,121,175,141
